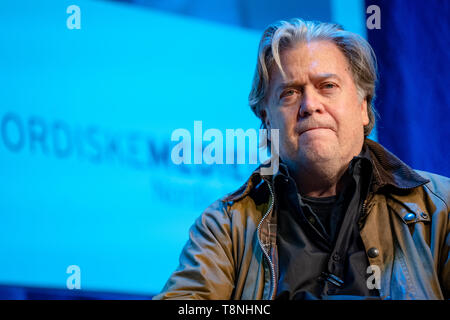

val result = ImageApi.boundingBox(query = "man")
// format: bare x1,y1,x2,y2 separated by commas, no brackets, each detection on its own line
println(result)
154,19,449,300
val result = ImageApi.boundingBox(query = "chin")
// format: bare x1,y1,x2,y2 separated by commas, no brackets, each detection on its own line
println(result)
298,140,339,163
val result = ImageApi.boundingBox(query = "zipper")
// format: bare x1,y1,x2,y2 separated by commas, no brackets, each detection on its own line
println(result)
256,178,277,300
359,195,370,229
361,199,367,217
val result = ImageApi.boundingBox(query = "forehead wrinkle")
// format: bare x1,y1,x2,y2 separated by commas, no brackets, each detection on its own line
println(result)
283,42,351,76
269,42,351,100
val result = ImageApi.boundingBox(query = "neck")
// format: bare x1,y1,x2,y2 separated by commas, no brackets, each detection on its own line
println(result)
287,159,350,198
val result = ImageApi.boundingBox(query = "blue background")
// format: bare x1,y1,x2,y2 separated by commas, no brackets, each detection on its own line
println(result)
0,0,447,299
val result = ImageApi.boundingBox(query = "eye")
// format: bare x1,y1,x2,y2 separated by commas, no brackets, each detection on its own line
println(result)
280,89,298,98
321,82,337,90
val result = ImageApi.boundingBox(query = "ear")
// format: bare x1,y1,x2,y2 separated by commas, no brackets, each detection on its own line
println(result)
361,99,369,126
260,108,272,141
260,108,271,130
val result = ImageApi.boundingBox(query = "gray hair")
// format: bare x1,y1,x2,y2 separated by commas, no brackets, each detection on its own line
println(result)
249,18,378,137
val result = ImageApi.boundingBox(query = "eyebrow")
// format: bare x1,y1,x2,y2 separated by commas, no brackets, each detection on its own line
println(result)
275,73,342,92
313,73,341,81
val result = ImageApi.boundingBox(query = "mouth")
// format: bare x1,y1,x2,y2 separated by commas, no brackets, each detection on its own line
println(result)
299,127,332,135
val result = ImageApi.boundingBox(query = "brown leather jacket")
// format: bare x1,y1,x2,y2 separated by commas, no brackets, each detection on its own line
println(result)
153,139,450,300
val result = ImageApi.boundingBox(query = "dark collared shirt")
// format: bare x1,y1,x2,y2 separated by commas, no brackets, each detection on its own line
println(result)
275,146,380,300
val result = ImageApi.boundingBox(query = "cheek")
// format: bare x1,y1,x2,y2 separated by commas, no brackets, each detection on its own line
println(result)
331,97,367,133
268,107,296,131
336,109,366,137
267,109,298,151
279,110,299,141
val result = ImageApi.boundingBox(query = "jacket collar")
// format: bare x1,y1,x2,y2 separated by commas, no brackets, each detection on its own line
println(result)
364,139,429,191
225,139,429,202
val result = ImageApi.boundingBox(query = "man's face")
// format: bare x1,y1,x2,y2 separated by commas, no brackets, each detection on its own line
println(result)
264,40,369,168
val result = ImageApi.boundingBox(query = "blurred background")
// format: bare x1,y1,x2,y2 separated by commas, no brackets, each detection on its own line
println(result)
0,0,448,299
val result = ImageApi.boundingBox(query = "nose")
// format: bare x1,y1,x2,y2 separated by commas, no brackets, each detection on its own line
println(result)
298,87,324,118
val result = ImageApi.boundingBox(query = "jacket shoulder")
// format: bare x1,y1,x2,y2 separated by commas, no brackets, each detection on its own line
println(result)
414,169,450,211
